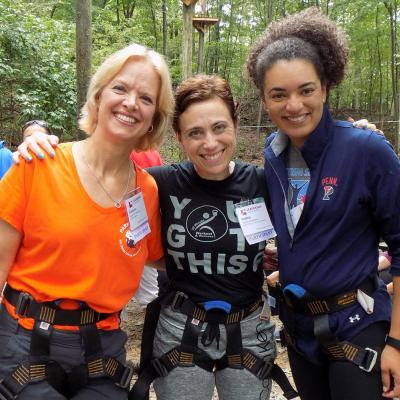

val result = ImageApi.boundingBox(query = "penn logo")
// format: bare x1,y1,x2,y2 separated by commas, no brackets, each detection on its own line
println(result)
321,176,338,201
323,186,334,200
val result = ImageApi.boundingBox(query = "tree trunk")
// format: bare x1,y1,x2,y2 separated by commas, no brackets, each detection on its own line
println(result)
375,6,383,124
149,1,158,50
50,4,57,18
197,30,205,73
384,1,399,151
182,1,196,80
256,0,273,135
162,0,167,55
76,0,92,140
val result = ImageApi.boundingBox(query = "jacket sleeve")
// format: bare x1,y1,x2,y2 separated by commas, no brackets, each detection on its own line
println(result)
364,132,400,276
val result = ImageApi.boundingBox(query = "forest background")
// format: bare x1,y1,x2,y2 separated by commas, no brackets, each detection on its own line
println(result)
1,0,399,160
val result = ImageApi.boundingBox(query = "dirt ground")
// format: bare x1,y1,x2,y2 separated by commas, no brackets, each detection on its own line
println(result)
121,299,295,400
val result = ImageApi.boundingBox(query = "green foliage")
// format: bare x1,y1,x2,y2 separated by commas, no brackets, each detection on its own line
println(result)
0,0,76,144
1,0,399,148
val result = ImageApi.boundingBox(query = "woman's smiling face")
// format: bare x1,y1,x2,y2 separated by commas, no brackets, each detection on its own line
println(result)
177,96,237,181
263,58,327,148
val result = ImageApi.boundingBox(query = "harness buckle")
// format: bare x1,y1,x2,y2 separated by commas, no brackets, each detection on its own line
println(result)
359,347,378,373
15,292,33,317
116,363,134,389
171,292,188,312
257,361,274,380
0,380,15,400
151,358,169,378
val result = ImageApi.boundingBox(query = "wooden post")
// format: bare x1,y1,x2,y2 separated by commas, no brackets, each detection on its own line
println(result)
192,17,218,74
197,30,205,73
181,0,197,80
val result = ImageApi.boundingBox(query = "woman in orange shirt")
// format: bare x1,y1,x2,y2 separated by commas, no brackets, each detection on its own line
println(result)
0,43,173,399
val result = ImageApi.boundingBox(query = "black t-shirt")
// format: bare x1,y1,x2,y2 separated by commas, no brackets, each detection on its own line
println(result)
148,161,267,307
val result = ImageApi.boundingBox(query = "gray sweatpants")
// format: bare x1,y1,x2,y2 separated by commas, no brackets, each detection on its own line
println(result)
153,304,276,400
0,305,128,400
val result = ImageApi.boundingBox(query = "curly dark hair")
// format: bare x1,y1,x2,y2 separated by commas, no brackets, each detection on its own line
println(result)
247,7,349,93
172,74,238,133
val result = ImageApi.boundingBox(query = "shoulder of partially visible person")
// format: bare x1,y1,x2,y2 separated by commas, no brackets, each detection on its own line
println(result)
131,149,162,168
0,147,34,233
0,140,12,153
0,140,13,178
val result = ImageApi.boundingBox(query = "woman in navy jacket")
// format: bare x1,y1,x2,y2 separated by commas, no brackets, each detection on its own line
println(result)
247,7,400,400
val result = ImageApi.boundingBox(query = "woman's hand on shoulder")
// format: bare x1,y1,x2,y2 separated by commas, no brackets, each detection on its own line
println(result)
13,126,59,165
347,117,384,135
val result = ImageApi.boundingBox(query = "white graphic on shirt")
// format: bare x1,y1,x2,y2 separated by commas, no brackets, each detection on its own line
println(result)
323,185,334,200
166,196,264,275
187,205,228,242
349,314,360,323
119,222,141,257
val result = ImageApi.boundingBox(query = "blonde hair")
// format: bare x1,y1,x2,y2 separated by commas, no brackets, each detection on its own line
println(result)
79,43,174,150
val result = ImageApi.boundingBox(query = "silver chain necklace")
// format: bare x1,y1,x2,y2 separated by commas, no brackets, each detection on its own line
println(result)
82,150,133,209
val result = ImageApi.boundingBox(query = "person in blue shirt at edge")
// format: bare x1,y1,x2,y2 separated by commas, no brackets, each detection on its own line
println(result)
0,140,13,179
247,7,400,400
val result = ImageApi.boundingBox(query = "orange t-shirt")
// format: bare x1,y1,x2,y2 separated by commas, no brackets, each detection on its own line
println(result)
0,143,163,330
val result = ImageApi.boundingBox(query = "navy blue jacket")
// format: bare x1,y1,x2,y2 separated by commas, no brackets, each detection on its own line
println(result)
264,107,400,362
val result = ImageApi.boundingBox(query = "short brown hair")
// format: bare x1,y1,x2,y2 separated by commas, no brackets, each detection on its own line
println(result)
172,74,237,133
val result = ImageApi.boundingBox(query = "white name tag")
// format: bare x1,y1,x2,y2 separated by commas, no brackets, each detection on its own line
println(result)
125,191,151,244
235,198,276,244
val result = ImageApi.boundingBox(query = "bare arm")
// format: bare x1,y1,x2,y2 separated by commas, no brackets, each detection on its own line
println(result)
0,219,22,300
382,276,400,398
146,257,166,271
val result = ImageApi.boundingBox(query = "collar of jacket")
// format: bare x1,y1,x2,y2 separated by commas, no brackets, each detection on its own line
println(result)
269,105,333,171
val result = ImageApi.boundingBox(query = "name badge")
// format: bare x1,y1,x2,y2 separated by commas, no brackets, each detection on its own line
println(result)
124,190,151,244
234,198,276,244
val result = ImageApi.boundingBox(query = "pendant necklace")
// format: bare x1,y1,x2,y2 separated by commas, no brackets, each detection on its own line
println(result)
82,149,132,208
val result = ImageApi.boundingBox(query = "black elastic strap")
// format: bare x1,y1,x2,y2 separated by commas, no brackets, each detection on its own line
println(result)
80,323,103,358
269,364,298,399
139,298,162,372
30,320,53,357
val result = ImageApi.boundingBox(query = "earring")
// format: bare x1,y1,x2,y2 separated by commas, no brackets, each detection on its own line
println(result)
148,125,154,133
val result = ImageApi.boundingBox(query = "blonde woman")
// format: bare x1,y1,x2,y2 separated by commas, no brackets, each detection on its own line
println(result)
0,43,173,399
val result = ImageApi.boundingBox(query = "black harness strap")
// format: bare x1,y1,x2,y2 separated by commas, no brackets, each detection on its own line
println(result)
0,285,132,399
4,285,113,325
0,320,67,399
313,314,380,372
217,323,298,399
67,322,134,397
281,275,381,372
130,293,298,400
